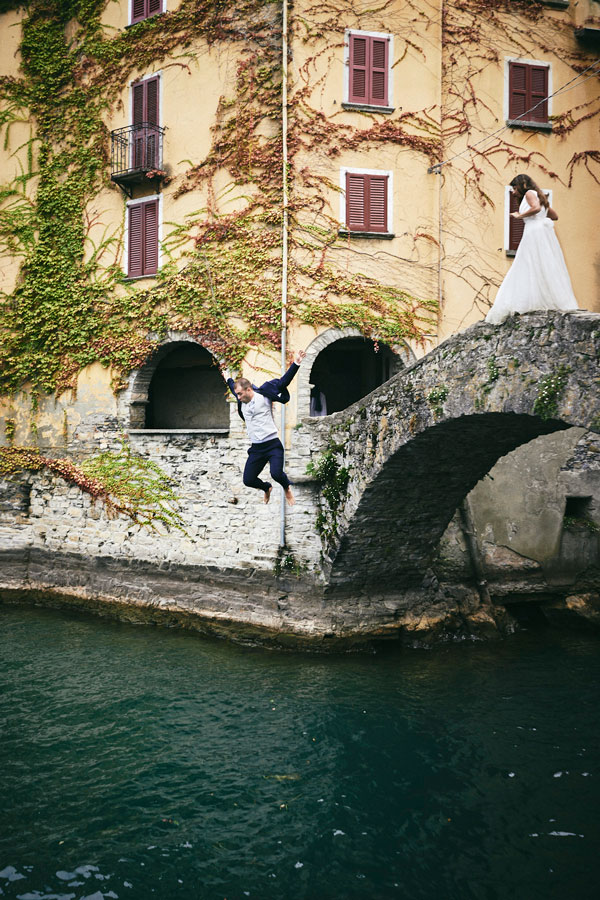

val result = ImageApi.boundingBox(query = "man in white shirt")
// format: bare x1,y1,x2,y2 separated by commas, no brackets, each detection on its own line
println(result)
227,349,306,505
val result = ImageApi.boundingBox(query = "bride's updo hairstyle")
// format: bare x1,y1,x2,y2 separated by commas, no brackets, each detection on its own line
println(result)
510,173,549,209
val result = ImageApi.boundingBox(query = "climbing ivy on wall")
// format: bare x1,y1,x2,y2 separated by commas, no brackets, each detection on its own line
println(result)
0,0,438,401
0,440,186,531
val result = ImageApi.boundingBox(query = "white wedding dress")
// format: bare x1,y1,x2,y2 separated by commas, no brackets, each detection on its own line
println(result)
485,194,579,324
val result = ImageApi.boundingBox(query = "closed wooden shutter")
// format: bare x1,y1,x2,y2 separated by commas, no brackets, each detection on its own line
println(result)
145,76,159,125
349,35,368,103
508,63,527,119
128,204,143,277
370,38,388,106
346,173,367,230
132,81,145,125
143,200,159,275
368,175,388,232
148,0,162,15
131,0,146,24
128,200,159,276
529,65,548,122
509,62,548,122
349,33,389,106
508,190,524,252
346,173,388,232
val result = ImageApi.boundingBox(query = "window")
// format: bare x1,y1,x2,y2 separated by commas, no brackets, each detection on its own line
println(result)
131,0,163,25
344,31,392,112
341,170,392,236
505,186,552,255
127,197,159,277
507,60,550,126
131,74,160,170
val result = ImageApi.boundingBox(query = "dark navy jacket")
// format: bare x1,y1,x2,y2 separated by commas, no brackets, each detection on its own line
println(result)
227,363,300,421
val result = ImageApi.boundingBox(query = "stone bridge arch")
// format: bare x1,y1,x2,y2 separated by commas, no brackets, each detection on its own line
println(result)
304,312,600,596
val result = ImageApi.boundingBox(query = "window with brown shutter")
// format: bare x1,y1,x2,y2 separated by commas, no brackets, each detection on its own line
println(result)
508,62,549,124
131,0,163,25
131,75,160,170
345,172,389,234
128,199,159,277
348,33,390,107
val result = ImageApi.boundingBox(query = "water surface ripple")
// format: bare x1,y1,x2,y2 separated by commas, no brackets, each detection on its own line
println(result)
1,605,598,899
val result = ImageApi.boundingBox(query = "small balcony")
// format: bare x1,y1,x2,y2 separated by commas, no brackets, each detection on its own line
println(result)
110,123,166,197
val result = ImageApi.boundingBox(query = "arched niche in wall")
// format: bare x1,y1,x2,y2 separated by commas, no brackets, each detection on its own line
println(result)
128,340,229,431
297,329,412,418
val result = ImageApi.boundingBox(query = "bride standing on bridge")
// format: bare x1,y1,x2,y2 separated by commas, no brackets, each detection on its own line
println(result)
485,174,579,324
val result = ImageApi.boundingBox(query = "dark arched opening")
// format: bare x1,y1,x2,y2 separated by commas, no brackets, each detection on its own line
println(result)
308,337,400,416
145,344,229,429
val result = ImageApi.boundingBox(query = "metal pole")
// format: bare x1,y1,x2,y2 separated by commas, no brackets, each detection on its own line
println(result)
280,0,289,549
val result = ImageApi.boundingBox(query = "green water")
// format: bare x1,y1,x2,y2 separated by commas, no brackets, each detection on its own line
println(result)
0,605,598,900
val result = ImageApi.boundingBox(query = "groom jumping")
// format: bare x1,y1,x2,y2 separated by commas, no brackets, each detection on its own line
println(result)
226,349,306,505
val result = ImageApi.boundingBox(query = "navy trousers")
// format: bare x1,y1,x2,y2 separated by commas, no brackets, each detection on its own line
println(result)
243,437,290,493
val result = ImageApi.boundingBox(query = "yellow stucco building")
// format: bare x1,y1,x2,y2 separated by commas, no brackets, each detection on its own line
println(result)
0,0,598,441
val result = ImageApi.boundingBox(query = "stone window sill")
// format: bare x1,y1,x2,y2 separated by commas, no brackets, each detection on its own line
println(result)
341,102,396,115
506,119,553,132
123,274,158,282
338,229,395,240
129,428,230,435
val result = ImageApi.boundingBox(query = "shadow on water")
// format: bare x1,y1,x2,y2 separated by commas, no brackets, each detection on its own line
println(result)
0,603,599,900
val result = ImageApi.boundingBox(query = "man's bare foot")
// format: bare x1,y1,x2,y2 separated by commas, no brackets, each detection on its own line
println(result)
284,486,295,506
263,486,272,504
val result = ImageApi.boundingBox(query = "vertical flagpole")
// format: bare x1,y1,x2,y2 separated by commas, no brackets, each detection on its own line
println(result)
280,0,289,549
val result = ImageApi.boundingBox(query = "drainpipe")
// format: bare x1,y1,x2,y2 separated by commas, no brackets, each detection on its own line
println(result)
280,0,289,549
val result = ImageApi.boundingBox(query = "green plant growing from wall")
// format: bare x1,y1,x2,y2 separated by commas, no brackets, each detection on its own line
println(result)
306,441,349,543
427,385,449,418
533,366,570,421
0,439,186,532
563,515,599,534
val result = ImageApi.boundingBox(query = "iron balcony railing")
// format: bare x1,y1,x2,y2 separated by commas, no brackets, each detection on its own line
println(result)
110,123,166,182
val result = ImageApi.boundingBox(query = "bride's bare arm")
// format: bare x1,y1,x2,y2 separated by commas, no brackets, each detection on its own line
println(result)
547,207,558,221
510,189,542,219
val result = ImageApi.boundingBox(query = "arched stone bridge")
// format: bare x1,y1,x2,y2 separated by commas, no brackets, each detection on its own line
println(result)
302,311,600,597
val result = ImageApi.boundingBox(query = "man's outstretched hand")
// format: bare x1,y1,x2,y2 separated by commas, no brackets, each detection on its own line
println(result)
294,349,306,365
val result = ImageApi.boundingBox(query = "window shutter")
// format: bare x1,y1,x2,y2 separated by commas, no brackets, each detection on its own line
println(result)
509,63,527,120
131,0,146,24
367,175,388,232
529,65,548,122
128,204,143,277
508,190,524,252
132,81,145,125
148,0,162,15
145,76,159,125
370,38,388,106
349,35,368,103
346,173,367,230
128,200,159,276
143,200,159,275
